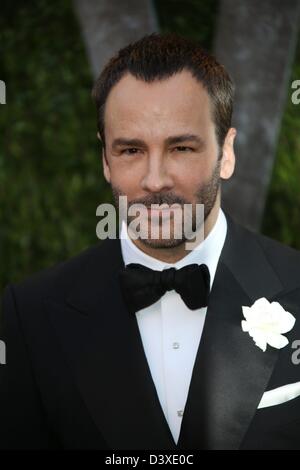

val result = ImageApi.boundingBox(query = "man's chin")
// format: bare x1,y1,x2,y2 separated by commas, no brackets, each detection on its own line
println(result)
127,219,186,245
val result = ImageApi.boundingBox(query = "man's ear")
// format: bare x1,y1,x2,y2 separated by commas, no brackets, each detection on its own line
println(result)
96,131,111,183
220,127,236,180
101,143,111,184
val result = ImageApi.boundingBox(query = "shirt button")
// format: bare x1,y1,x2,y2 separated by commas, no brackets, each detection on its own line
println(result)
177,410,184,417
172,342,180,349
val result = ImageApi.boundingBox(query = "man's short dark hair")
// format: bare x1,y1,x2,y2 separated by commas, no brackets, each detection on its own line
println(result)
92,33,234,151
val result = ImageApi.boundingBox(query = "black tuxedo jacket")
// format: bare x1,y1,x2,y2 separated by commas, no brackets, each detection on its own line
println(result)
1,212,300,450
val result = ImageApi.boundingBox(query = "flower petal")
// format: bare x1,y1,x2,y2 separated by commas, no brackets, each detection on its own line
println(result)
240,297,295,352
241,320,250,332
271,305,296,334
250,328,267,352
253,297,271,313
255,337,267,352
242,306,252,321
266,332,289,349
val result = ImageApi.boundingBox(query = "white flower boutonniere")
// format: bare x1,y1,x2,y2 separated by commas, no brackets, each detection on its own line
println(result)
241,297,296,352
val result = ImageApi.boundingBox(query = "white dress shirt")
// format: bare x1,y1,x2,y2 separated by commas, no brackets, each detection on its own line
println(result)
120,208,227,444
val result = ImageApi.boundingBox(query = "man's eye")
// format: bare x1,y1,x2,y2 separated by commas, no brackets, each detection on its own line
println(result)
121,148,141,155
173,146,194,152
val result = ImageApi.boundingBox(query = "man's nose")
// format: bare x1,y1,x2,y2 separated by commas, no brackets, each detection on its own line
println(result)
140,154,174,193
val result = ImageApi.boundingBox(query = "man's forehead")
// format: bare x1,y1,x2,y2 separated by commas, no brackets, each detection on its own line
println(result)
105,70,209,110
104,70,211,132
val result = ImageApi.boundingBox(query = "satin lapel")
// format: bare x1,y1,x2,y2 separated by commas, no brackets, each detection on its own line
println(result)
45,238,176,450
178,214,284,450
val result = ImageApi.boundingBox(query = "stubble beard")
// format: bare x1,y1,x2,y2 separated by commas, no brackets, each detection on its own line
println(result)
111,158,221,249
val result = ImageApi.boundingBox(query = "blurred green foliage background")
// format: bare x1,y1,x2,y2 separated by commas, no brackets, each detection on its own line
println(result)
0,0,111,293
262,37,300,246
0,0,299,294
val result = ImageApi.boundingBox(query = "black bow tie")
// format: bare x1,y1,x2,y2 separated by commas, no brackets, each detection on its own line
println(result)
119,262,210,314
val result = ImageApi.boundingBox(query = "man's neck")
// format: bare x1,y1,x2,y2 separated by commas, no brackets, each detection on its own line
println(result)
129,201,220,264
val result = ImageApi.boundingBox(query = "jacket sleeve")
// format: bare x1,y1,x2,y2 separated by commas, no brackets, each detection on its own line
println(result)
0,285,60,449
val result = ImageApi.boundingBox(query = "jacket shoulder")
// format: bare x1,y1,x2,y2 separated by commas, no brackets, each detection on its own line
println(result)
5,239,115,304
231,216,300,285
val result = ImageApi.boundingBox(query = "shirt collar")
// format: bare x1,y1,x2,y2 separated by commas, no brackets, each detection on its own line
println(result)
120,207,227,287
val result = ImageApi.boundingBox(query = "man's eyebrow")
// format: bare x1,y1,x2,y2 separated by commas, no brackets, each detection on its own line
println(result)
112,134,205,149
165,134,205,147
112,138,146,149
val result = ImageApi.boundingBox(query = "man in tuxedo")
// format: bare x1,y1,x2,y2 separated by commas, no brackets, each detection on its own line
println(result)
1,33,300,450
